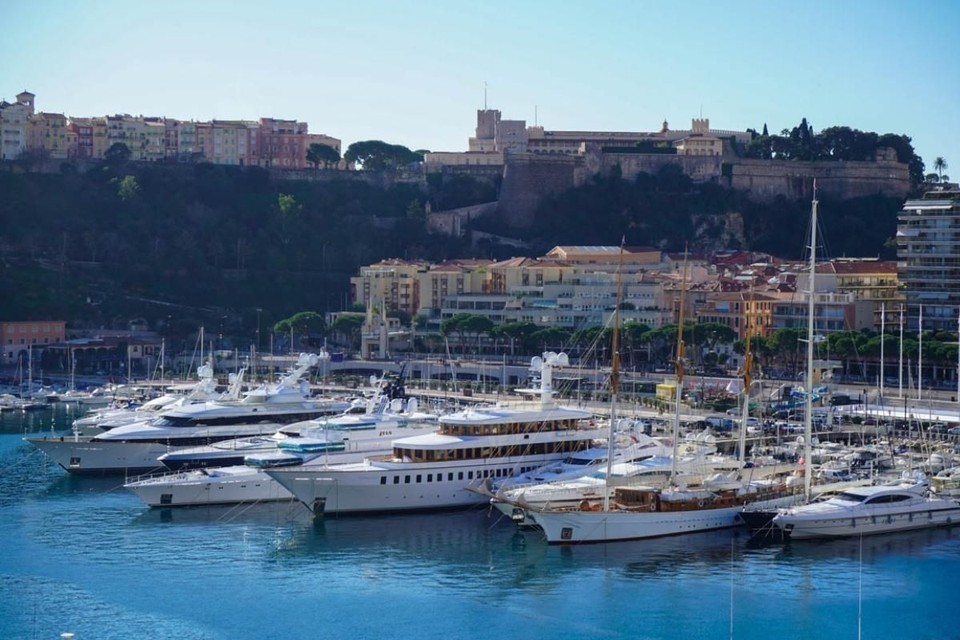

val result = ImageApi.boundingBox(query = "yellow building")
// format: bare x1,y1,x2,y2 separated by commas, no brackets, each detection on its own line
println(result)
351,259,427,318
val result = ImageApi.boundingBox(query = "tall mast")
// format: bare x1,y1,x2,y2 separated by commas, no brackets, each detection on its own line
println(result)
737,290,754,476
803,185,818,501
670,247,689,484
602,239,625,511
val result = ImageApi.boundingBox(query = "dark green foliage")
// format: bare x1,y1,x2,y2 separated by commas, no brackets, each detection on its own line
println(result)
343,140,423,170
0,164,470,336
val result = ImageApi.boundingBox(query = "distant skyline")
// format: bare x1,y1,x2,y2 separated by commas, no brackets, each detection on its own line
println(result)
4,0,958,174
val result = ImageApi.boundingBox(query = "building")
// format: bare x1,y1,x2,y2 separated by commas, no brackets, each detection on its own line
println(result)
0,320,67,366
896,189,960,331
0,91,35,160
350,259,427,319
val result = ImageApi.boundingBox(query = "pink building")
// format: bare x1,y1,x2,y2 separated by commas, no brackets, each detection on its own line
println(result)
1,321,67,365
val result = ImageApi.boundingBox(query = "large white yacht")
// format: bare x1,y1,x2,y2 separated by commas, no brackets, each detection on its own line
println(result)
70,361,228,434
770,476,960,539
266,352,605,515
27,353,344,474
124,397,442,507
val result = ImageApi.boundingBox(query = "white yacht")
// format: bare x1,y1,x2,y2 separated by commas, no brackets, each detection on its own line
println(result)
27,353,343,474
489,434,733,524
123,399,441,507
70,362,227,434
266,352,605,516
770,476,960,539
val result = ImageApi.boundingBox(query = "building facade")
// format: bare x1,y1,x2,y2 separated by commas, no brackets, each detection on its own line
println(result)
896,190,960,331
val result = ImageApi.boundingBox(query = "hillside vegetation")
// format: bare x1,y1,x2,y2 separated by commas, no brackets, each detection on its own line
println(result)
0,155,906,341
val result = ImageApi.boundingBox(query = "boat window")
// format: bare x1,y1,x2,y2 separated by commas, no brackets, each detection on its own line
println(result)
836,492,868,503
380,477,386,485
404,475,410,484
393,476,400,484
448,473,453,481
457,472,463,480
427,474,433,482
416,475,422,483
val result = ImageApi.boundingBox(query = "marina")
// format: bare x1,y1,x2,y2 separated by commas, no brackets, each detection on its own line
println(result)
3,401,960,639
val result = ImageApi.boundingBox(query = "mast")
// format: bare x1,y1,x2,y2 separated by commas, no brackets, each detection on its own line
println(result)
602,240,625,511
737,291,754,477
879,302,885,418
803,185,818,501
918,304,923,402
670,247,689,484
898,304,904,399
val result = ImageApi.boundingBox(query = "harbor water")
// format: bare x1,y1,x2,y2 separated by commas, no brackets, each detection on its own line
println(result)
2,405,959,640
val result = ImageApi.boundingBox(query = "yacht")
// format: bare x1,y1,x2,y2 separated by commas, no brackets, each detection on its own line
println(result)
70,361,228,434
266,352,605,515
770,476,960,540
123,398,441,507
155,394,435,470
489,434,733,524
27,353,342,474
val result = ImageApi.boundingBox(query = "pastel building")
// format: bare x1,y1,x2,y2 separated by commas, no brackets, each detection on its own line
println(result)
0,91,34,160
1,320,67,365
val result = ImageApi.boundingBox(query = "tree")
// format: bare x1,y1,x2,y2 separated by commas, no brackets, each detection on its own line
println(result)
116,175,140,201
328,313,364,351
275,193,301,247
344,140,423,171
274,311,325,350
306,143,341,169
934,157,949,182
104,142,131,164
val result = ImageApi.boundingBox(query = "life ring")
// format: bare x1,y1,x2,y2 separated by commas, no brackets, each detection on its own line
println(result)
697,499,706,508
649,502,656,512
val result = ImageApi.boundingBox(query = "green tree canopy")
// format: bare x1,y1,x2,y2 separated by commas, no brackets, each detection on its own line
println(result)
344,140,423,171
306,143,341,169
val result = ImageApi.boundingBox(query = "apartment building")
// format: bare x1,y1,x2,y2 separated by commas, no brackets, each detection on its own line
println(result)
897,189,960,331
1,320,67,365
0,91,339,170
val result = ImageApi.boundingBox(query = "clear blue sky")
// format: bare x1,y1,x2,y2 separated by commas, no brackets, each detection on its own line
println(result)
4,0,958,175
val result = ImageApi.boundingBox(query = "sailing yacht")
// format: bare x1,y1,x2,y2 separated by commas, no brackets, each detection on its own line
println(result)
27,353,345,474
265,352,605,515
522,247,798,543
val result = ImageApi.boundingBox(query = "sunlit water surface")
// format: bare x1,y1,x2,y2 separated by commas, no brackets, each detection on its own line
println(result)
2,406,959,639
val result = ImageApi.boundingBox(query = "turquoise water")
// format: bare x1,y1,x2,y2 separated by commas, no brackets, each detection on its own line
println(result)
2,406,959,640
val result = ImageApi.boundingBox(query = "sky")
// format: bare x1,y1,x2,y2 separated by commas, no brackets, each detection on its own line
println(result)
3,0,958,175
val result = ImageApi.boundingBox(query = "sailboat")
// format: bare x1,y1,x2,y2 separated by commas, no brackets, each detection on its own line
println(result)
525,249,798,543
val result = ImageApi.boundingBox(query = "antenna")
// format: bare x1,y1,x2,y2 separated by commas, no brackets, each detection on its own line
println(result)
534,104,538,127
483,81,487,110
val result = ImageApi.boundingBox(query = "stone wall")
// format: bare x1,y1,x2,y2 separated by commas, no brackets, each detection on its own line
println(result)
497,154,580,228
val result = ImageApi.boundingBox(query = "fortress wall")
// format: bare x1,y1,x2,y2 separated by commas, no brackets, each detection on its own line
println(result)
497,154,580,228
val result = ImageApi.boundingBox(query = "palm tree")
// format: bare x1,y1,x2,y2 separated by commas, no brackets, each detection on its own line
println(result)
934,157,948,182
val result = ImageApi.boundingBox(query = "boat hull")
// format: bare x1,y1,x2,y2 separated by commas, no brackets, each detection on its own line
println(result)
268,455,571,515
774,503,960,539
27,436,173,475
529,494,799,544
125,467,295,507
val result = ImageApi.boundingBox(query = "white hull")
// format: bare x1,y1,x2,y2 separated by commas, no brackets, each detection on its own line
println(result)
268,454,572,515
27,423,285,474
774,501,960,539
28,436,174,474
125,466,295,507
528,494,799,543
